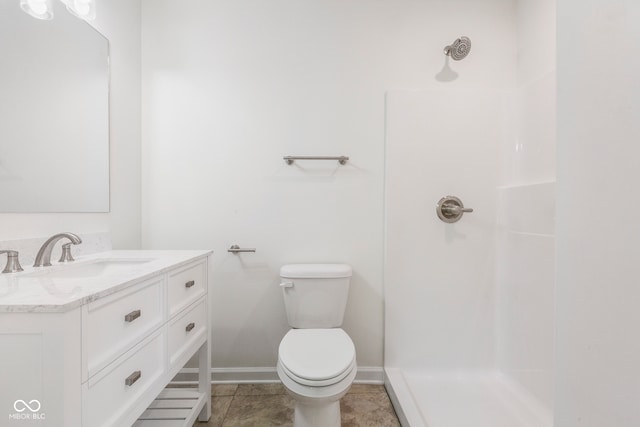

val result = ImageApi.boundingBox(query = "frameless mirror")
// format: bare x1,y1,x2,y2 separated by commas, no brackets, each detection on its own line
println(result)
0,0,109,212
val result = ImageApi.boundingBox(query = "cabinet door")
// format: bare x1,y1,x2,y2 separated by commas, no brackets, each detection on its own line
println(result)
0,310,81,426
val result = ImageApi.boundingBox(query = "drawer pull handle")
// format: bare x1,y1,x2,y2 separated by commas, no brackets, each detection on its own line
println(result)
125,370,142,386
124,310,141,322
186,322,195,332
185,280,195,288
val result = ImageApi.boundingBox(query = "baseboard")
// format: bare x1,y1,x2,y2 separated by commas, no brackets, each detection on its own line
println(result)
213,367,277,384
171,366,384,385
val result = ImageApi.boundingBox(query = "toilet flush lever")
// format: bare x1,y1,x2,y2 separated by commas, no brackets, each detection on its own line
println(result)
280,282,294,288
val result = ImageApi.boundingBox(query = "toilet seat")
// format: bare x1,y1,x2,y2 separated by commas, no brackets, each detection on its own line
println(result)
279,356,357,387
279,328,356,387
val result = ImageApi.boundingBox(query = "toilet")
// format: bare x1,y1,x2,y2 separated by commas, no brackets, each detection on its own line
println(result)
277,264,356,427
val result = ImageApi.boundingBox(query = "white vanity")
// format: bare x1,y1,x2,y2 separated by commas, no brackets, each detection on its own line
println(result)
0,250,212,427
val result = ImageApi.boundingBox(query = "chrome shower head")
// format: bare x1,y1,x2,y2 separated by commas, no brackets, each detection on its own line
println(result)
444,36,471,61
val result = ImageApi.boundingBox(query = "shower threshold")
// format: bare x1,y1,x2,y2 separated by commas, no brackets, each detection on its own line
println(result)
385,368,552,427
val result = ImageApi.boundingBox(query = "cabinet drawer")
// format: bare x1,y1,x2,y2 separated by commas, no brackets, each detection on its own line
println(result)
168,261,206,316
168,298,207,365
84,330,165,427
84,276,163,377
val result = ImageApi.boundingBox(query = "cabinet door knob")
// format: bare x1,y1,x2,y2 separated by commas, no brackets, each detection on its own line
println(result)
124,310,141,322
185,280,195,288
125,370,141,386
186,322,195,332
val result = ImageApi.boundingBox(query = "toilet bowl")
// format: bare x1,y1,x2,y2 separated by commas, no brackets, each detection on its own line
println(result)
277,264,356,427
277,328,357,427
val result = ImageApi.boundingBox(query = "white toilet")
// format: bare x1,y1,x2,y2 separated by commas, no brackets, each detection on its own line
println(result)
277,264,356,427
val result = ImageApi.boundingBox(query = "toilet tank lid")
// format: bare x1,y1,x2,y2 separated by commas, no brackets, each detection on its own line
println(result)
280,264,352,279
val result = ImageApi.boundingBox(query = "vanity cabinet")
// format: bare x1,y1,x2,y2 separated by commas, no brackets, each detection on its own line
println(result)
0,251,211,427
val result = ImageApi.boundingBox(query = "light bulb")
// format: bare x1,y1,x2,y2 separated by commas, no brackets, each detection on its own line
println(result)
20,0,54,20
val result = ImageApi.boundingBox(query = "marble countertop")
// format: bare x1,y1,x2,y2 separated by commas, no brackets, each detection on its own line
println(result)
0,250,212,313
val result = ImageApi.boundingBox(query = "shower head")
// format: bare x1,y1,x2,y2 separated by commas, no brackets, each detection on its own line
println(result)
444,36,471,61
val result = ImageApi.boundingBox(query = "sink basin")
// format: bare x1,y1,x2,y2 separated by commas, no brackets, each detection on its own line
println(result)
22,259,155,279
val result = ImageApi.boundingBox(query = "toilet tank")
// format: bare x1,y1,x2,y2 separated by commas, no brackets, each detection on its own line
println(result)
280,264,352,329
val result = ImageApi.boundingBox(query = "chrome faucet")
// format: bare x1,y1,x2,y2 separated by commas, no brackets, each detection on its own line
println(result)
33,232,83,267
0,250,24,273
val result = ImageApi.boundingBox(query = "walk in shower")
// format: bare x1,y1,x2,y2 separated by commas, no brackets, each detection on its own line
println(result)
383,1,556,425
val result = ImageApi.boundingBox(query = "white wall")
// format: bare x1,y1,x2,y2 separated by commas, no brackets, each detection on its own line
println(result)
141,0,516,372
556,0,640,425
0,0,141,249
495,0,556,410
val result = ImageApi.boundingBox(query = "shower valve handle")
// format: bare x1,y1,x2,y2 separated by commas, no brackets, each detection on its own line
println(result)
443,205,474,215
436,196,473,223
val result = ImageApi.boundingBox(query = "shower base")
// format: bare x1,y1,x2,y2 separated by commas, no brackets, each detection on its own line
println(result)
385,368,552,427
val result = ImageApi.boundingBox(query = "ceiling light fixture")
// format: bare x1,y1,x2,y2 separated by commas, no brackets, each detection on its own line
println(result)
20,0,54,20
61,0,96,21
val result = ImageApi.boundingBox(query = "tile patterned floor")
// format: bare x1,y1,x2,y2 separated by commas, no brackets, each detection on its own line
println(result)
190,383,401,427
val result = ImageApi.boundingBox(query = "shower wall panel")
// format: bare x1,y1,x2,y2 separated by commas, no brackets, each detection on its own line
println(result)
385,89,506,371
496,183,555,408
495,0,556,410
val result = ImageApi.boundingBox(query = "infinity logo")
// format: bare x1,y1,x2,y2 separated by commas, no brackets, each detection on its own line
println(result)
13,399,41,413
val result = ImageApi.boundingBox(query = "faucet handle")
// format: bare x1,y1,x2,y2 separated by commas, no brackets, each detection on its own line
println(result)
58,243,76,263
0,250,24,274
